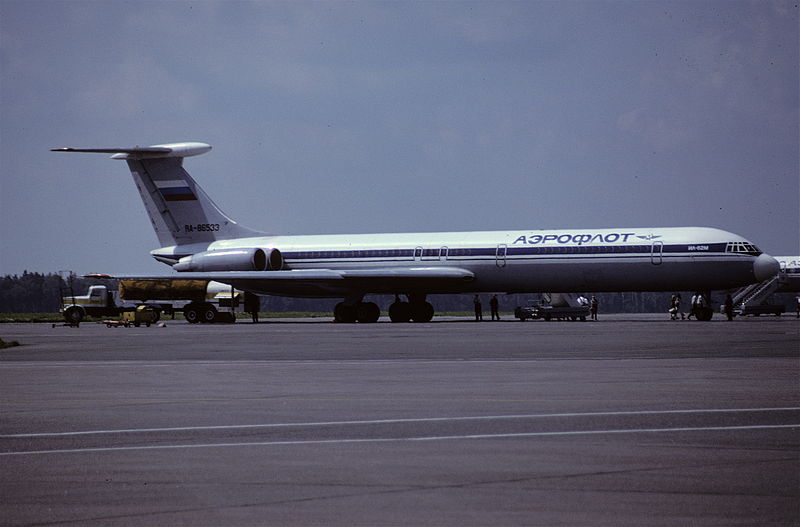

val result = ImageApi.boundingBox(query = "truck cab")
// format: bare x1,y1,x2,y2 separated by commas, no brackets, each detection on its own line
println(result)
61,285,120,324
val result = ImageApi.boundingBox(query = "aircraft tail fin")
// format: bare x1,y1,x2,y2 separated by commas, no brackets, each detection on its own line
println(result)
52,142,263,248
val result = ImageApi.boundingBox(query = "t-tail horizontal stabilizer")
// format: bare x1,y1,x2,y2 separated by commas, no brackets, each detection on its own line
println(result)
51,142,263,248
51,142,211,160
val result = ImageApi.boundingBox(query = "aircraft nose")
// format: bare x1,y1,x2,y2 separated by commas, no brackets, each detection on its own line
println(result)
753,253,780,282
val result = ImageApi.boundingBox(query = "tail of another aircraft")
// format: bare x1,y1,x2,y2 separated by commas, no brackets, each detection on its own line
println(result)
52,142,263,248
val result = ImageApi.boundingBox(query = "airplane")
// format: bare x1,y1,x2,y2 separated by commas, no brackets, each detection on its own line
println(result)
52,141,780,322
775,256,800,292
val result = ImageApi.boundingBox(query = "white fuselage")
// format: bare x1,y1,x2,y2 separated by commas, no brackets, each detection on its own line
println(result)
154,226,775,297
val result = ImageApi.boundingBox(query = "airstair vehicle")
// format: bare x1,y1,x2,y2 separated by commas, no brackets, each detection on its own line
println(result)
730,257,796,316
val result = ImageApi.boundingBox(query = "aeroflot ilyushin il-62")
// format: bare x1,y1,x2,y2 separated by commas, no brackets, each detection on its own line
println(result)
52,142,780,323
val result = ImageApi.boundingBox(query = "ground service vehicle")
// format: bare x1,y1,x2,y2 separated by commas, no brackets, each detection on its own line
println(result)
60,280,243,324
103,306,159,327
734,304,786,317
726,256,798,317
514,302,590,321
60,284,131,324
515,293,591,321
118,279,243,324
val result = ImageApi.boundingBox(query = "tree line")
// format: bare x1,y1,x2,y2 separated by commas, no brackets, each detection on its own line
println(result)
0,272,110,313
1,272,794,314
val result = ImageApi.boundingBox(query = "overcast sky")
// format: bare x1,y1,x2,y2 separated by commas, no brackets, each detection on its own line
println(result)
1,0,797,276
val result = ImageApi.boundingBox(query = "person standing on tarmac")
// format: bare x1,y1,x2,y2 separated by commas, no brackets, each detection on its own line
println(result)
670,294,685,320
473,295,483,321
724,294,734,321
244,292,260,323
670,294,679,320
590,296,599,321
490,295,500,321
687,292,698,320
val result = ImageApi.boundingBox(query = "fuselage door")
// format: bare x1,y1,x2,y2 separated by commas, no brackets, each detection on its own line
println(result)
414,246,423,262
651,241,663,265
439,246,448,261
496,244,507,268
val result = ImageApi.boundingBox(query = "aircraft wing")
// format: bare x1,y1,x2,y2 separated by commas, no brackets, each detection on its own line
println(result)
87,267,475,296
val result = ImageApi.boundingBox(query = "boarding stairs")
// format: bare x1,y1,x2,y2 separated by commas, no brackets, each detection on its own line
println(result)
732,273,787,308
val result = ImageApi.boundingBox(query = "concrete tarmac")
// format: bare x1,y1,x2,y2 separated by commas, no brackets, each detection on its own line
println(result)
1,314,798,526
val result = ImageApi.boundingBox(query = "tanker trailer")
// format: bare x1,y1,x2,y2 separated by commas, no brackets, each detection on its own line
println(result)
119,279,243,323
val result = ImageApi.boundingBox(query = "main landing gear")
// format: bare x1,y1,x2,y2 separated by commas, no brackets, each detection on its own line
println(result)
333,301,380,323
333,294,435,323
388,294,434,323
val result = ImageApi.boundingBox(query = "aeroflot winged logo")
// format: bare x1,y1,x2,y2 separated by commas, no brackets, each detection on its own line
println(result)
155,179,197,201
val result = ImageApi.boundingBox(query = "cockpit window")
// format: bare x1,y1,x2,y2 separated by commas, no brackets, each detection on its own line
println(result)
725,242,761,256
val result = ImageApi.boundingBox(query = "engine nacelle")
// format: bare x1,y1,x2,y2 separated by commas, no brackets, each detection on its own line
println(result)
173,248,283,272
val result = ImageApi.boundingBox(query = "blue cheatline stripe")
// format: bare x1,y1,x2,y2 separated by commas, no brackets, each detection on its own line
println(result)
280,244,731,261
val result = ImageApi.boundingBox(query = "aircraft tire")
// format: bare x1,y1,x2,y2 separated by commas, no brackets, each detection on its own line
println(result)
184,305,201,324
201,305,217,323
356,302,380,323
389,301,412,323
410,301,434,323
696,307,713,322
64,307,84,324
334,302,357,323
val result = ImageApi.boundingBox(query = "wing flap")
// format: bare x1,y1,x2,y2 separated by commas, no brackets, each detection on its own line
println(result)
340,267,474,281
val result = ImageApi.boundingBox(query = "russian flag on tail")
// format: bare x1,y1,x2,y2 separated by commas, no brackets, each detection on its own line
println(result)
155,179,197,201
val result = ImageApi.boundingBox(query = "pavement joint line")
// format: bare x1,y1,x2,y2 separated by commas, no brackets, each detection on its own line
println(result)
3,355,788,368
2,406,798,438
1,424,798,457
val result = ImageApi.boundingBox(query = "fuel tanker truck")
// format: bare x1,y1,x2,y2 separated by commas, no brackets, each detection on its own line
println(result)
60,280,244,324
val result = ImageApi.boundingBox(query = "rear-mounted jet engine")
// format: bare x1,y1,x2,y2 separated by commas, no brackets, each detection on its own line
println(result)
173,248,283,272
